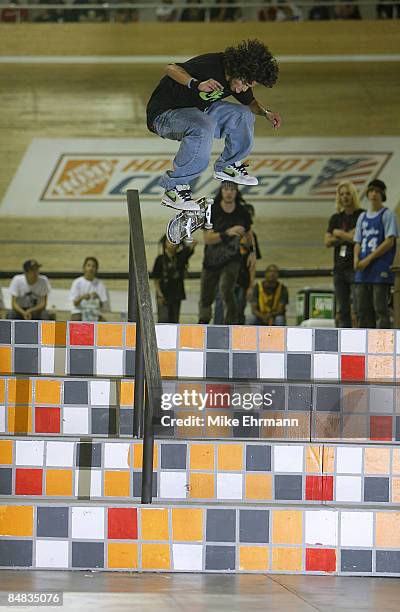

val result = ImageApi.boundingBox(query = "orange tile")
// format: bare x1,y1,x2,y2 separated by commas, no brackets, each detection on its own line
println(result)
0,347,12,374
41,321,67,346
189,473,215,499
259,327,285,351
393,449,400,473
0,440,13,465
159,352,177,377
245,474,272,500
323,447,336,473
272,547,302,571
97,323,124,347
120,381,134,406
46,470,73,496
104,471,130,497
272,510,303,544
108,543,138,569
7,406,32,434
179,326,205,349
141,543,171,570
368,330,394,354
125,324,136,348
172,508,203,541
392,478,400,502
364,447,390,474
190,444,215,470
175,410,204,438
306,446,323,473
232,326,257,350
133,442,158,469
239,546,269,571
8,379,32,404
261,412,288,440
35,380,61,405
286,412,311,441
396,357,400,380
0,379,5,403
141,508,169,541
367,356,394,380
375,512,400,547
0,505,33,536
205,411,231,439
217,443,243,471
342,415,368,441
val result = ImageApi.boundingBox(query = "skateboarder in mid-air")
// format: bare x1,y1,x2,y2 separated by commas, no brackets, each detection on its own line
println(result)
146,39,281,214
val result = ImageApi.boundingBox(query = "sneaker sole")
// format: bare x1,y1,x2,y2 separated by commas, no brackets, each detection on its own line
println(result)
213,172,258,186
161,199,200,212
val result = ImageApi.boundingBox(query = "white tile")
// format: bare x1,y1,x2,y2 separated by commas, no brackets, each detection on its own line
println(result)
62,407,89,435
104,443,130,469
274,445,304,473
340,511,374,547
74,470,102,498
173,544,203,571
396,330,400,354
71,507,105,539
46,441,74,467
40,348,55,374
159,472,187,499
305,510,338,546
287,328,313,352
313,354,339,379
0,406,5,432
15,440,44,466
336,476,362,502
336,447,363,473
36,540,69,569
340,329,366,353
216,473,243,500
90,380,111,406
96,349,123,376
259,353,285,379
178,351,204,377
156,324,177,349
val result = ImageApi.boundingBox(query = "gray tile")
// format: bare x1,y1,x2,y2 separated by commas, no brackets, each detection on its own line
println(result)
207,326,230,350
239,509,269,543
37,507,69,538
69,349,94,376
132,472,157,498
15,321,38,345
124,350,136,377
0,468,12,495
315,329,338,352
232,353,257,379
206,509,236,543
161,444,187,469
341,549,372,573
274,475,303,500
0,540,32,567
246,445,271,471
92,407,117,435
369,387,394,414
64,380,88,404
14,347,39,374
205,545,235,570
376,551,400,574
0,321,11,344
315,386,341,412
233,411,259,438
263,384,286,411
288,385,312,411
72,542,104,569
76,443,102,468
206,352,229,378
119,409,134,436
364,477,389,502
287,354,311,381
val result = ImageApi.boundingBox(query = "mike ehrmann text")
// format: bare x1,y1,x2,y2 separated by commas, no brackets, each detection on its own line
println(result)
161,415,300,428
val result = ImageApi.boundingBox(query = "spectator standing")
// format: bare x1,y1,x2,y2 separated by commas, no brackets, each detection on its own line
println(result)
70,257,109,322
325,181,364,327
249,264,288,325
8,260,52,320
354,179,398,328
152,235,195,323
198,181,251,324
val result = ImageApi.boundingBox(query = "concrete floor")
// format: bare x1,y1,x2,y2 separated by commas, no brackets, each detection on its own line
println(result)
0,572,399,612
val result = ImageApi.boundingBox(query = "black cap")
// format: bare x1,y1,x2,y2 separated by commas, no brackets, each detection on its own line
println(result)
367,179,387,202
23,259,42,272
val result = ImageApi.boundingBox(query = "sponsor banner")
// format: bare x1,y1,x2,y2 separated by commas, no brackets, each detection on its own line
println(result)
1,137,399,218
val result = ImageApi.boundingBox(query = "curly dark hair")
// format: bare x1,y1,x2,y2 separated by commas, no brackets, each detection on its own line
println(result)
223,39,279,88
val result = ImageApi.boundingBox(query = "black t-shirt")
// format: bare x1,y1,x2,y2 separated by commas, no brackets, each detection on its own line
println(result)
327,208,365,273
203,201,252,269
146,52,254,130
152,248,193,302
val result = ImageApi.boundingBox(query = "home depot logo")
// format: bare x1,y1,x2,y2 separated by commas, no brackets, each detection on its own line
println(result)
44,158,119,197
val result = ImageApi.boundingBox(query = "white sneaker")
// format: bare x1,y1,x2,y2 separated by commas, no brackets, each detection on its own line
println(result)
214,161,258,186
162,185,200,211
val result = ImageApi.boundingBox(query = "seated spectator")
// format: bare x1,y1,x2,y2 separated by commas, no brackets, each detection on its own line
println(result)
1,0,28,22
258,0,278,20
69,257,109,322
334,0,361,19
258,0,302,20
8,260,52,321
249,264,288,326
180,0,205,21
35,0,65,23
210,0,242,21
152,235,195,323
156,0,177,22
309,0,331,19
377,3,400,18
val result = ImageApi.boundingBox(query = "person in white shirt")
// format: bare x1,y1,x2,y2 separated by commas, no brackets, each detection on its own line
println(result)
69,257,109,321
8,259,52,320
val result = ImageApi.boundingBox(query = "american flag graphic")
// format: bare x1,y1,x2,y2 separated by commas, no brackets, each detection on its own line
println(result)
310,157,382,197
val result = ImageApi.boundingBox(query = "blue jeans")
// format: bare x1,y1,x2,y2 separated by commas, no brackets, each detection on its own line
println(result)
214,286,247,324
152,101,255,190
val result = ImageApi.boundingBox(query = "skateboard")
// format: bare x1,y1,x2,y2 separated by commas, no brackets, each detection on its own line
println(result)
166,197,213,245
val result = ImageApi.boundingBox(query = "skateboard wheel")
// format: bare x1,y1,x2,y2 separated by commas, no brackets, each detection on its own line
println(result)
204,222,213,229
184,236,194,244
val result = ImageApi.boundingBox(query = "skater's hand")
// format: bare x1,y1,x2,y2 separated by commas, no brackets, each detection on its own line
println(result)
226,225,245,237
198,79,224,93
355,256,372,271
265,110,281,129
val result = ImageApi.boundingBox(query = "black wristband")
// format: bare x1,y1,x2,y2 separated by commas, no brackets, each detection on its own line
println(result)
189,78,200,91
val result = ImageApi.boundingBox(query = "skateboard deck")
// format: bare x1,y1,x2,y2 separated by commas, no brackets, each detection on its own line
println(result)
166,197,213,245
